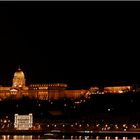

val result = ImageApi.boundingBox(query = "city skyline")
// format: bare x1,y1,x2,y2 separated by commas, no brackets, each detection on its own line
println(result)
0,2,139,88
1,2,140,139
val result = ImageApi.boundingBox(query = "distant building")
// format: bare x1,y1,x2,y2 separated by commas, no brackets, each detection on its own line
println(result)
103,86,132,93
14,113,33,130
0,67,136,101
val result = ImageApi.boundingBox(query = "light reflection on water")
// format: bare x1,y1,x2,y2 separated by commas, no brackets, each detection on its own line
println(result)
0,135,139,140
1,135,33,140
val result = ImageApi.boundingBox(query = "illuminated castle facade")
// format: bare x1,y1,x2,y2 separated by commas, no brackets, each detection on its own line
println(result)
0,68,135,101
0,68,88,100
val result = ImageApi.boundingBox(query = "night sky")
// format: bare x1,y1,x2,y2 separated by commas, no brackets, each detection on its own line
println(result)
0,2,140,89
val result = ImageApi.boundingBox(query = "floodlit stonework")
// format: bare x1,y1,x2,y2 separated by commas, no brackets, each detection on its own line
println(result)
0,68,88,100
0,68,134,101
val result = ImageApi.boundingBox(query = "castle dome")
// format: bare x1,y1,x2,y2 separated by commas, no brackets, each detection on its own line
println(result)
14,67,25,78
12,67,26,88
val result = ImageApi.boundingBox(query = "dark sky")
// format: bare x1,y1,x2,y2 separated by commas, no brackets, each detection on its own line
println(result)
0,2,140,89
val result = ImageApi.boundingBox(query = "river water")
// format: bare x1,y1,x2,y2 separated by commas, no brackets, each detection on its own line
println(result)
0,135,139,140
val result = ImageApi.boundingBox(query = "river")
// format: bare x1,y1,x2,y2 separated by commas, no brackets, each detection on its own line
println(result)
0,135,139,140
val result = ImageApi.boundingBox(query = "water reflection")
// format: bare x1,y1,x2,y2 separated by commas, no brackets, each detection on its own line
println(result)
13,135,32,140
1,135,33,140
123,137,128,140
96,136,99,140
132,137,137,140
0,135,139,139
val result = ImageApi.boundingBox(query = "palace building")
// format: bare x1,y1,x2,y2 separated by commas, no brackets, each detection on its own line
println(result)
0,67,136,101
0,67,88,100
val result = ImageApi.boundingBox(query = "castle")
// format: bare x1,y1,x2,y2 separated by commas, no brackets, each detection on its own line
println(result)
0,67,134,101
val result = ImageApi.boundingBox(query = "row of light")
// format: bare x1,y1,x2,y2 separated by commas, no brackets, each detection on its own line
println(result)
30,83,67,87
38,123,138,129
